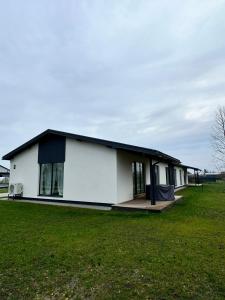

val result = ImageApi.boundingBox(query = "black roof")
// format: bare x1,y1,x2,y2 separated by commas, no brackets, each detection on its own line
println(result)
2,129,182,163
0,165,9,172
180,164,201,171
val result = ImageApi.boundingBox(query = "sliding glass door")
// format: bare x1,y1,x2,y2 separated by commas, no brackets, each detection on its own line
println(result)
39,163,64,197
132,162,145,196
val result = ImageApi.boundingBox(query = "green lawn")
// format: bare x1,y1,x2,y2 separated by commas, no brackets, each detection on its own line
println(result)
0,184,225,299
0,188,8,193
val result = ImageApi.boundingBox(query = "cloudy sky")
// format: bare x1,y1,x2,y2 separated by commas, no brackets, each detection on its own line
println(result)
1,0,225,170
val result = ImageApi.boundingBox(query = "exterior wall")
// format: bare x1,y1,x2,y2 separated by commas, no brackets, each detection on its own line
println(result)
64,138,117,204
116,152,170,204
9,139,117,204
157,162,168,185
9,144,39,197
174,166,185,187
8,136,188,204
116,150,150,204
186,171,189,185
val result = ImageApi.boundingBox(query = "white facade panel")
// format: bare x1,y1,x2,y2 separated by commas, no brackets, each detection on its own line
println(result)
64,138,117,204
116,154,172,204
157,162,168,185
174,166,185,187
116,150,151,204
9,144,39,197
9,139,118,204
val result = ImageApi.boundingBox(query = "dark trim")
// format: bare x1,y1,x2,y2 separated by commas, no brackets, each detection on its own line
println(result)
0,165,10,172
179,164,201,171
38,135,65,164
8,196,113,207
0,173,10,177
2,129,180,164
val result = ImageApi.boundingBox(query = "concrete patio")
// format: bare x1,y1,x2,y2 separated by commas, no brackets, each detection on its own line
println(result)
112,195,183,213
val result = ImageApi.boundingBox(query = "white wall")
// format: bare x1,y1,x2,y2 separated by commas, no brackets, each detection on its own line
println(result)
8,136,187,204
64,138,117,204
185,171,189,185
116,152,173,204
9,139,118,204
116,152,171,203
9,144,39,197
116,151,134,203
156,162,168,185
174,166,185,187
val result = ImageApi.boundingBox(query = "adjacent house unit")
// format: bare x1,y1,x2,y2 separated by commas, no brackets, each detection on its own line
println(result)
0,165,10,177
2,129,199,208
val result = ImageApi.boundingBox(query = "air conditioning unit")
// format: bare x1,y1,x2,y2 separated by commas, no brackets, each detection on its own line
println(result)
9,183,23,196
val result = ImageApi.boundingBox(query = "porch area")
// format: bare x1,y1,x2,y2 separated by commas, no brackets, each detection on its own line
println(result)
112,195,183,213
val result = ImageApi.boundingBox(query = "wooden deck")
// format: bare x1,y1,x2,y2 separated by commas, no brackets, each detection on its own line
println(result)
112,195,183,213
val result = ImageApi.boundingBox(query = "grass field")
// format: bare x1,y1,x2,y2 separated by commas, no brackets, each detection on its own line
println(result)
0,188,8,193
0,183,225,299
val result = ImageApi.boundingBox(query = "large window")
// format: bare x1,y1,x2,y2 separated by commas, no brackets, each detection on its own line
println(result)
179,170,183,186
174,169,177,186
39,163,64,197
132,162,145,195
155,165,160,185
165,167,169,185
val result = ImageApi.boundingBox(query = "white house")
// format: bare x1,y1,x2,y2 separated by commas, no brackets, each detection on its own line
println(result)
2,129,199,208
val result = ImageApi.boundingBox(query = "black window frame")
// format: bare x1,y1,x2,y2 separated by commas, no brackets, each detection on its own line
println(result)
174,169,177,187
155,165,160,185
132,161,146,196
165,166,169,185
179,169,183,185
39,163,64,197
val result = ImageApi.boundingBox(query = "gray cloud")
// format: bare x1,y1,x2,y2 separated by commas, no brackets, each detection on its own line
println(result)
1,0,225,170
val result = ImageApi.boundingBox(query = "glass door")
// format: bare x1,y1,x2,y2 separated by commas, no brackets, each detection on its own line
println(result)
132,162,145,196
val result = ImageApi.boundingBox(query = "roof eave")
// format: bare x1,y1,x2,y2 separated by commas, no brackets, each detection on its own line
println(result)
2,129,180,164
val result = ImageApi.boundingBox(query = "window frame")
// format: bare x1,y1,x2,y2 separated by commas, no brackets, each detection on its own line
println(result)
179,169,183,186
132,161,146,196
39,163,64,197
165,166,169,185
174,169,177,186
155,165,160,185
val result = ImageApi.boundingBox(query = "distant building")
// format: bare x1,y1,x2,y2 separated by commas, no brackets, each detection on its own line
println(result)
189,172,223,183
0,165,10,177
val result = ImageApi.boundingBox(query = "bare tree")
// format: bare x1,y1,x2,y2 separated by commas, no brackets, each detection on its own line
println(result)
211,106,225,170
